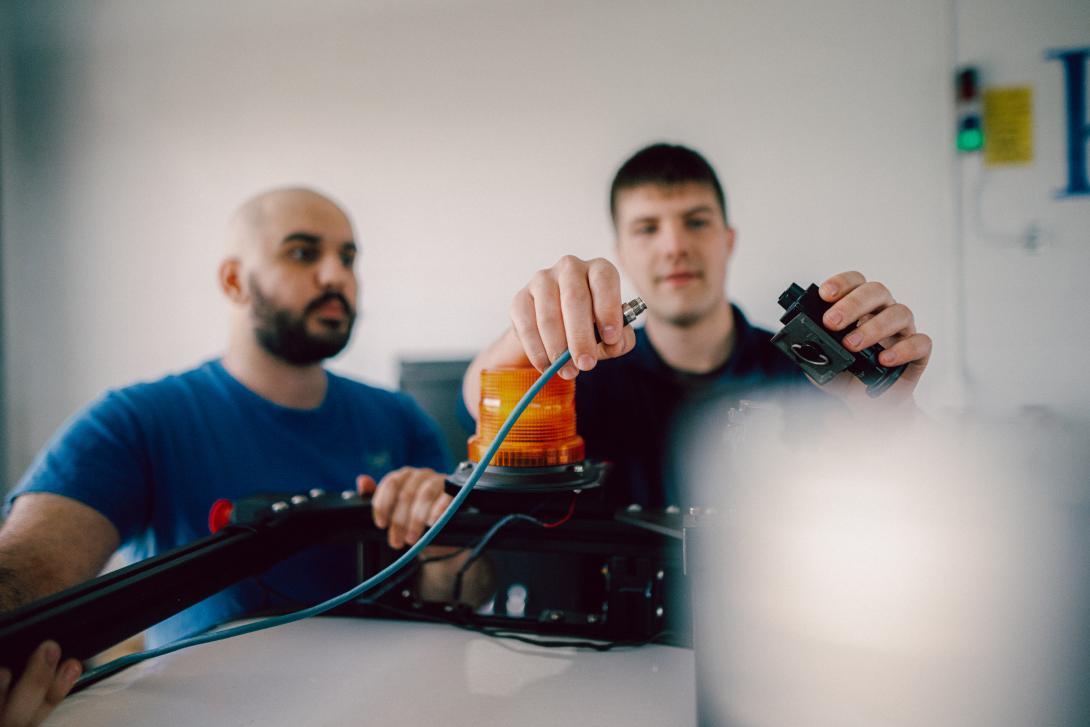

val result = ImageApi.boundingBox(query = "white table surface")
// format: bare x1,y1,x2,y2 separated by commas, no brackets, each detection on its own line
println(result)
48,617,695,726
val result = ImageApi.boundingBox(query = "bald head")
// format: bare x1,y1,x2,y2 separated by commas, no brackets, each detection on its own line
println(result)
227,187,353,259
219,186,359,366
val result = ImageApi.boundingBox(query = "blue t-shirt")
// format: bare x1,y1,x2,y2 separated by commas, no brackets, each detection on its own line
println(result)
6,359,450,646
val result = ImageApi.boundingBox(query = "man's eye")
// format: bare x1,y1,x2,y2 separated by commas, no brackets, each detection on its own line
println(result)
288,247,317,262
340,251,356,267
686,218,709,229
635,224,657,235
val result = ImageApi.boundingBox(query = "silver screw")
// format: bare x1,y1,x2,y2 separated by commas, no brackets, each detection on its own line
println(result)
656,570,664,581
271,501,288,513
341,490,355,500
309,488,325,498
655,607,664,618
290,495,307,505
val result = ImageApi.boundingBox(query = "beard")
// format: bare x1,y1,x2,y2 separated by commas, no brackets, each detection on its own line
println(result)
249,277,355,365
663,311,705,328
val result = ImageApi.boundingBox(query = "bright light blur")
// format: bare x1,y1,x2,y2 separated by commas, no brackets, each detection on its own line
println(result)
683,398,1089,727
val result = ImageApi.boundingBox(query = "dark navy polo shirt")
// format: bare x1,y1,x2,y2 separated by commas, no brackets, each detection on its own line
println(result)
574,304,808,509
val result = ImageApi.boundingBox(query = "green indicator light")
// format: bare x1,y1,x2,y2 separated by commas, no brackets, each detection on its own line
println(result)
957,128,984,152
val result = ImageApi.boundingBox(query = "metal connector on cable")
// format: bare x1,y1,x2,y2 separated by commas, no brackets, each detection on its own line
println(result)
594,297,645,345
622,297,646,327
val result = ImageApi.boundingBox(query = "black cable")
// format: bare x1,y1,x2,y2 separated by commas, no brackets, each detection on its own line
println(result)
363,598,672,652
451,513,543,603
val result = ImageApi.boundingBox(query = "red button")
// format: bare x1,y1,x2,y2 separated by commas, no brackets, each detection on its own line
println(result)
208,499,235,533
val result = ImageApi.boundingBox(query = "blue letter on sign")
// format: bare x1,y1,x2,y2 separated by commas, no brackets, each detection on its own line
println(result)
1046,47,1090,197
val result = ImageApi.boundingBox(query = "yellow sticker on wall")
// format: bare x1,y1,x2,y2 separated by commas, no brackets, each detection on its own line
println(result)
983,87,1033,165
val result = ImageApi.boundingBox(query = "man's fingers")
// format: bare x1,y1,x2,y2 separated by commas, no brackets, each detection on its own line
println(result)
586,257,624,346
43,659,81,707
386,472,424,549
822,280,894,331
878,333,932,373
840,303,914,352
510,288,551,373
371,468,409,529
529,272,576,380
370,469,451,548
407,477,449,545
811,273,931,404
818,270,866,302
426,494,449,527
598,326,636,360
556,257,599,374
4,641,61,727
510,257,632,380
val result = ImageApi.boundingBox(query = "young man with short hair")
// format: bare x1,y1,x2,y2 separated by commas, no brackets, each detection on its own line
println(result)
463,143,932,507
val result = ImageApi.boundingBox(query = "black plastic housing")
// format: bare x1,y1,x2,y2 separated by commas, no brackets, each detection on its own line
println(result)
771,282,906,397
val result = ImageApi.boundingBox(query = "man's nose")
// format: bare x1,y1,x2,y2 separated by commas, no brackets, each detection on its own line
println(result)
315,252,352,290
657,220,691,257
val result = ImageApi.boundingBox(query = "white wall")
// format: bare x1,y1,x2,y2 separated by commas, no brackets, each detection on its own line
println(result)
954,0,1090,415
1,0,1084,486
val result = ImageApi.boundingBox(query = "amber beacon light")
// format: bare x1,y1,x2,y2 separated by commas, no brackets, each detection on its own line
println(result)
470,369,585,467
447,297,646,495
447,367,606,493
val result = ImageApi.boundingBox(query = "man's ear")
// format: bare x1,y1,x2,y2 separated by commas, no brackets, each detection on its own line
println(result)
725,226,737,260
218,258,247,304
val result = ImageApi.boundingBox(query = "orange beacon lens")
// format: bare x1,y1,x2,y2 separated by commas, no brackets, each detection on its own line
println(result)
468,368,585,467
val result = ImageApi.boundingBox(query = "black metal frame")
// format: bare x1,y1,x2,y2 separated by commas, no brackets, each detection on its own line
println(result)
354,507,687,644
0,496,375,675
0,490,688,679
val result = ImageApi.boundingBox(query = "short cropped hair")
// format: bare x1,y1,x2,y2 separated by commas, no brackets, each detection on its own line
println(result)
609,143,728,224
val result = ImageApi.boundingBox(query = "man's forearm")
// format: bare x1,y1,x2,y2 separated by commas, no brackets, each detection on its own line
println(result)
0,562,33,612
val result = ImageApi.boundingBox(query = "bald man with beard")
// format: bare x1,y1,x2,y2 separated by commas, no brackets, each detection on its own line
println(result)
0,188,475,725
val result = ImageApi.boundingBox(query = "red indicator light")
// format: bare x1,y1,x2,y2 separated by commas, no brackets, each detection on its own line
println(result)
957,67,978,102
208,498,235,534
